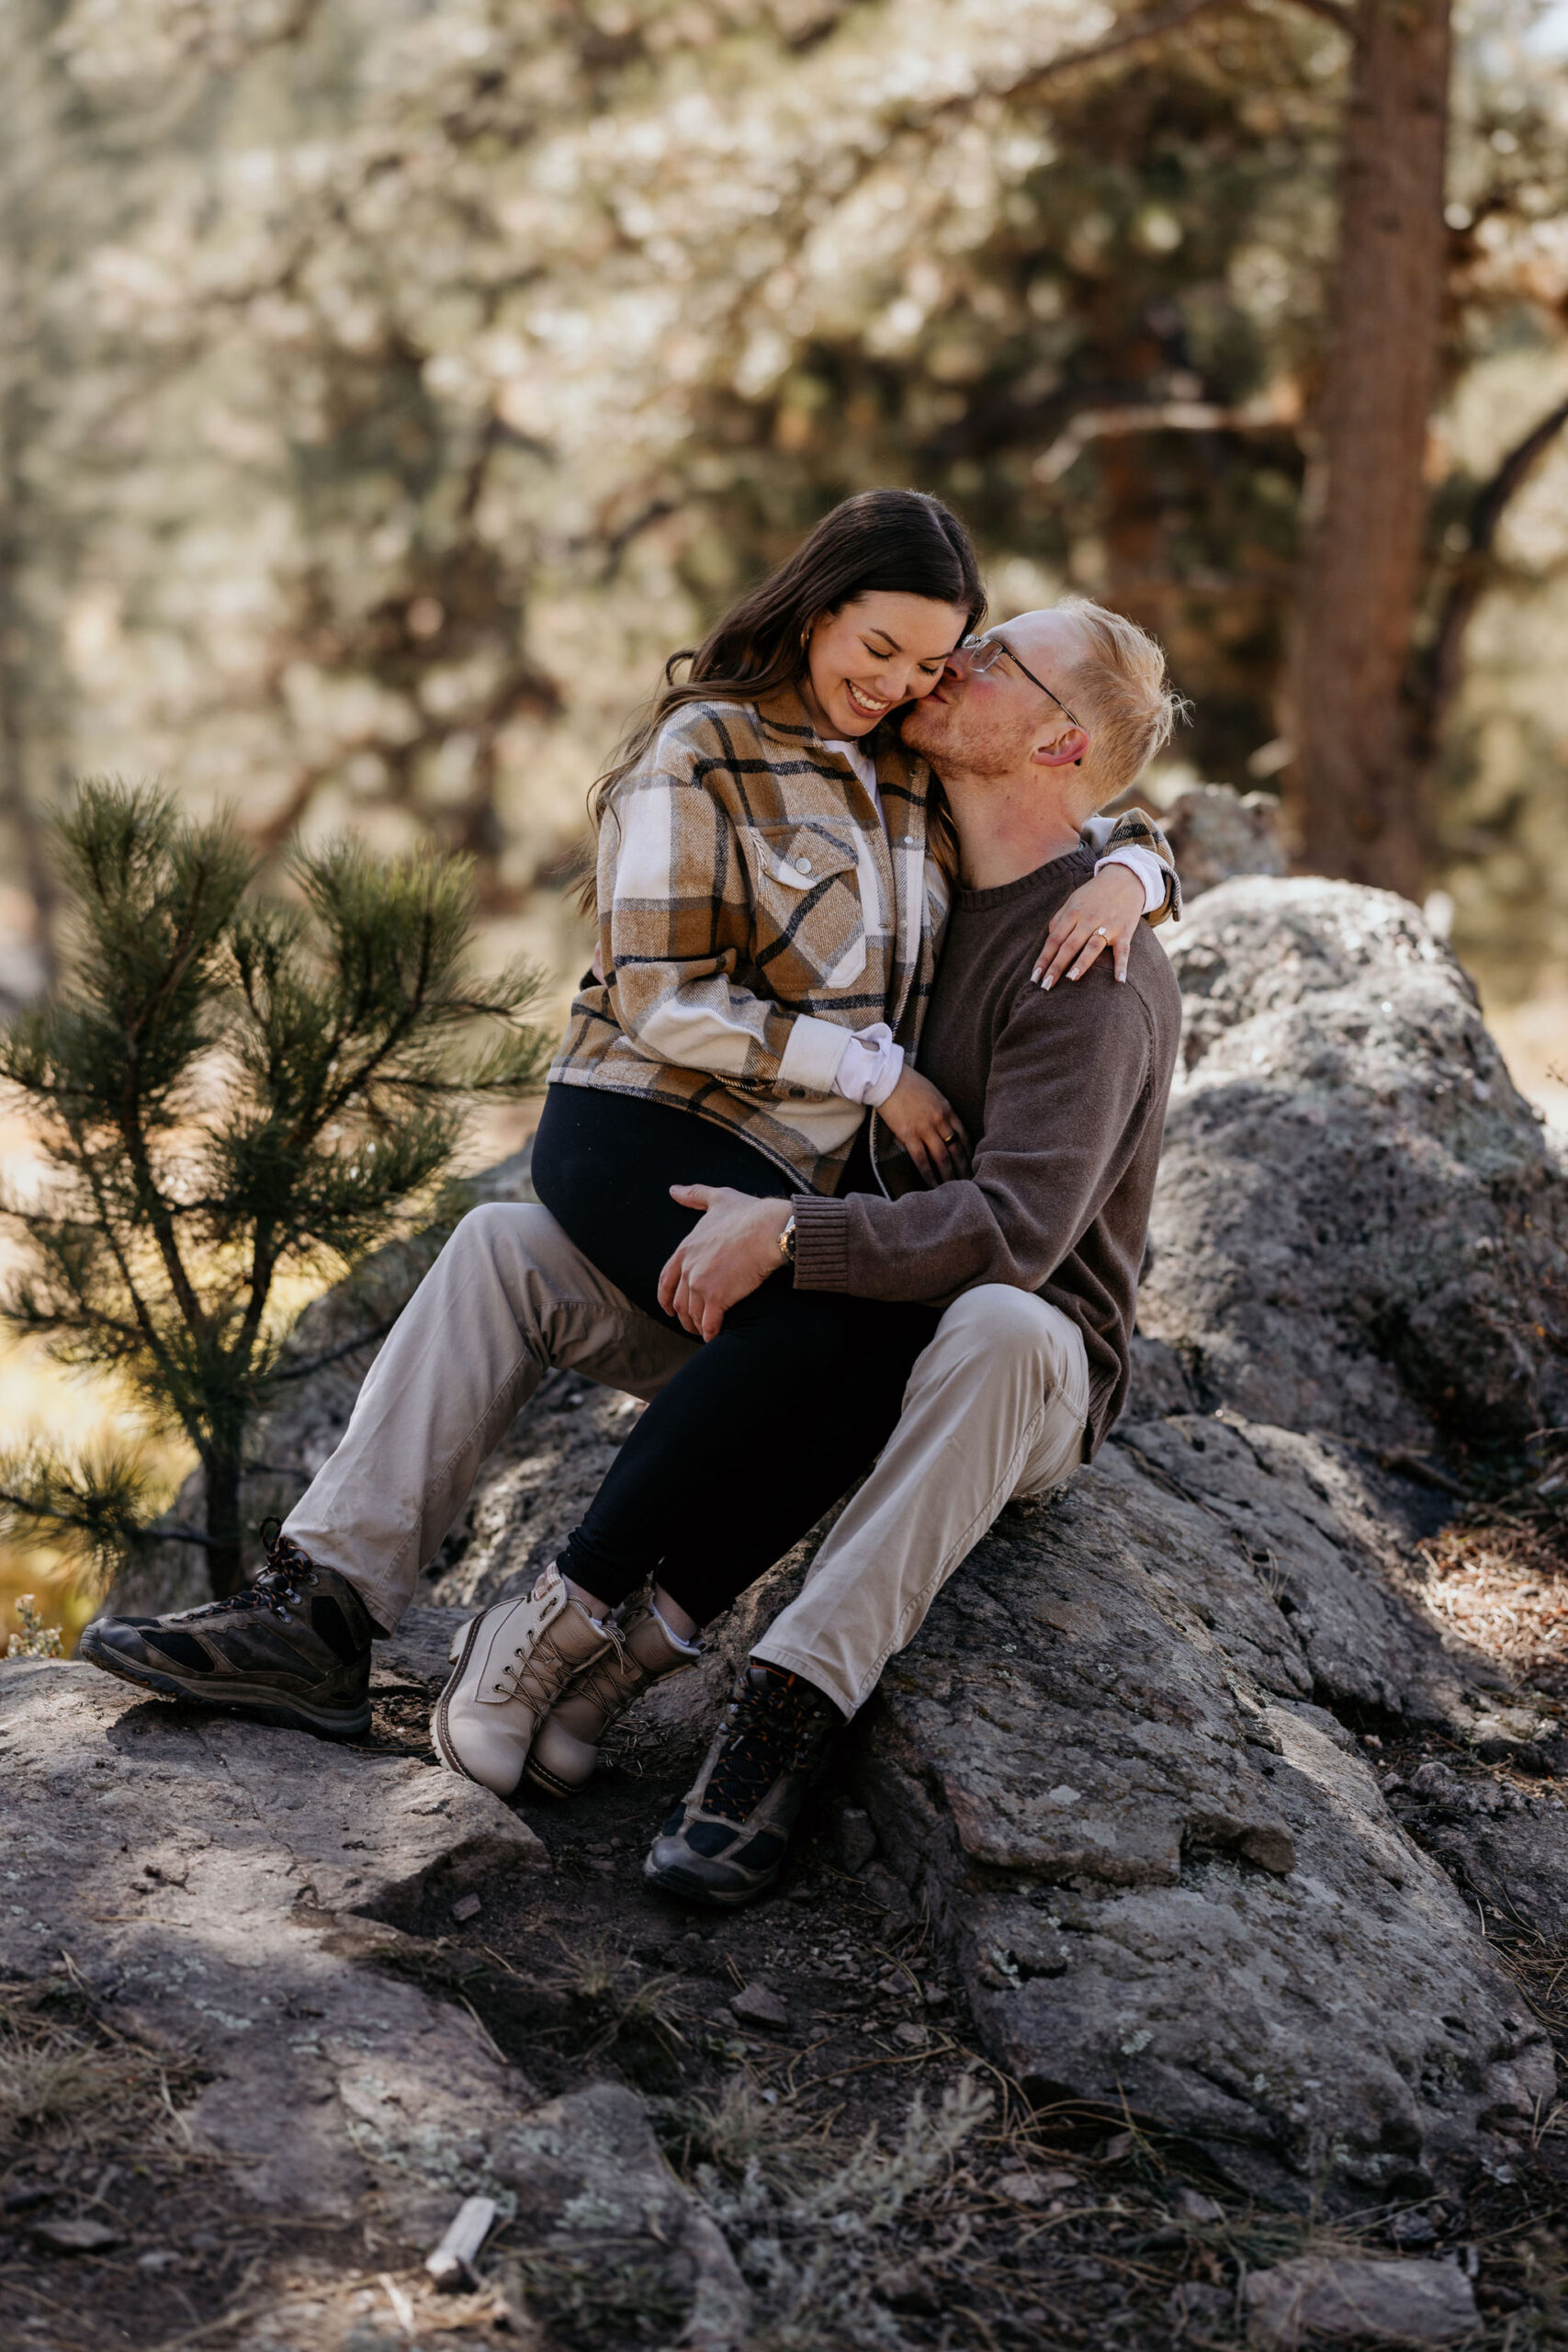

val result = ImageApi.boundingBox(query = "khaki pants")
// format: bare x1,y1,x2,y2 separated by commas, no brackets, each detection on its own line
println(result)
751,1283,1089,1715
284,1205,1089,1711
285,1204,695,1634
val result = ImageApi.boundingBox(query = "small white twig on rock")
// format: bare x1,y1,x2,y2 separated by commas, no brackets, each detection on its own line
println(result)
378,2271,417,2335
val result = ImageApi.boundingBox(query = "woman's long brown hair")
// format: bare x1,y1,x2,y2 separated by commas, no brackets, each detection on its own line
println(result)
580,489,985,899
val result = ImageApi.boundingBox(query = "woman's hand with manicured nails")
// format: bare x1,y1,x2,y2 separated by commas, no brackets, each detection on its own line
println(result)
1032,860,1148,990
660,1185,793,1340
875,1066,970,1187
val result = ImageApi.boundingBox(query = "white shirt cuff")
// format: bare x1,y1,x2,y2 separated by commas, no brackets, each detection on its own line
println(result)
1095,843,1167,916
779,1011,862,1096
831,1022,905,1108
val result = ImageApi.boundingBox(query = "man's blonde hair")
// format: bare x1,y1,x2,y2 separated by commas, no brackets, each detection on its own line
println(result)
1057,596,1187,797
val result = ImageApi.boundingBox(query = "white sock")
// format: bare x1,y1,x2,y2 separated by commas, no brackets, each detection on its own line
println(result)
649,1600,702,1657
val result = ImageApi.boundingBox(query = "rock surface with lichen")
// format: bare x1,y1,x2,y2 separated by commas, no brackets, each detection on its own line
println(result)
0,1656,750,2342
1137,876,1568,1452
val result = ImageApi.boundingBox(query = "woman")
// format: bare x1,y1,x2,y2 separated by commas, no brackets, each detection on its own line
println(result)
434,490,1175,1794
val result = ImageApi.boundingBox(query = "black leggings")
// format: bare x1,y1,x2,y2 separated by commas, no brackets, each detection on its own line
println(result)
530,1085,936,1625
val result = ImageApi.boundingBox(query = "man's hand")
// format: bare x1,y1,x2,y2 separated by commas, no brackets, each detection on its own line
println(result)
1032,861,1147,989
659,1184,793,1340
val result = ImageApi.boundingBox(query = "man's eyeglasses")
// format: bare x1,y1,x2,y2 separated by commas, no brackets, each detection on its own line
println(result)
961,633,1081,729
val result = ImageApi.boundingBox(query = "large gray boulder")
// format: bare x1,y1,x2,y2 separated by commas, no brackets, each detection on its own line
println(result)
1139,877,1568,1453
1,1655,548,2223
855,1425,1553,2207
833,879,1566,2203
825,878,1568,2205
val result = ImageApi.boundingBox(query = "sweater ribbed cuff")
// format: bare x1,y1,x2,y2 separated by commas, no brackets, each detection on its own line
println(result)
791,1193,851,1291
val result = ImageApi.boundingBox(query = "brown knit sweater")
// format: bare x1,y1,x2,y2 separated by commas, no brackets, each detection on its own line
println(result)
790,843,1181,1455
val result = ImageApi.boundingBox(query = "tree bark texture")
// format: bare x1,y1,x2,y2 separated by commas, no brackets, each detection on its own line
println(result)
1283,0,1451,900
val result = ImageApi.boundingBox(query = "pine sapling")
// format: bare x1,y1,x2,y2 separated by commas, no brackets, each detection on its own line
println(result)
0,780,550,1598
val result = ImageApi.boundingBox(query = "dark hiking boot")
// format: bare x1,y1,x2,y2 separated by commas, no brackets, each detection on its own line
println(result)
77,1524,375,1738
525,1595,700,1799
643,1661,837,1907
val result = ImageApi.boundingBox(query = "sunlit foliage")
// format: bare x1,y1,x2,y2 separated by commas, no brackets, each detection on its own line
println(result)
1,0,1565,992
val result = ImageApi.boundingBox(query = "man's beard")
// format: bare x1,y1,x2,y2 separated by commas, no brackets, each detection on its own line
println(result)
900,695,962,756
902,689,1017,775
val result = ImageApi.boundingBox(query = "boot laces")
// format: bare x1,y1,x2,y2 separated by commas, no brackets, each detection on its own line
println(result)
561,1628,644,1715
498,1601,623,1704
703,1667,828,1820
182,1520,318,1623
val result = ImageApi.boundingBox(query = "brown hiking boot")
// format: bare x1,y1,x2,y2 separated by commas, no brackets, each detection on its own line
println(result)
525,1596,700,1797
77,1525,375,1738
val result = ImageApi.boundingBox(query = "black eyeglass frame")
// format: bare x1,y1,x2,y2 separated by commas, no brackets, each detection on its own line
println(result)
961,633,1081,729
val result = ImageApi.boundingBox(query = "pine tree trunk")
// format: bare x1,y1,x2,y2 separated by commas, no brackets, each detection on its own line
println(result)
1282,0,1451,899
204,1451,245,1601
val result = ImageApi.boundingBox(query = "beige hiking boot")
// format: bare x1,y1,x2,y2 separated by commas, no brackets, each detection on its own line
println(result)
433,1564,617,1796
525,1597,700,1798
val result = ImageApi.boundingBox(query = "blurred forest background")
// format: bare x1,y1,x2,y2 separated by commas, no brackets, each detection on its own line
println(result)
3,0,1567,1640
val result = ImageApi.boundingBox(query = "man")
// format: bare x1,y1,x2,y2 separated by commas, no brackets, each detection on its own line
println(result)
638,596,1184,1900
80,597,1181,1913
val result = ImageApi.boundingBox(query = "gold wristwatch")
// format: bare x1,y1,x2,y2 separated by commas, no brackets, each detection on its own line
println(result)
777,1213,796,1266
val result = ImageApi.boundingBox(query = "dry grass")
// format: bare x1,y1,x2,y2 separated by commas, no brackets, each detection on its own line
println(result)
511,2245,691,2347
3,1591,63,1657
661,2072,888,2198
658,2064,1489,2351
0,2024,104,2135
663,2074,992,2352
535,1933,690,2059
0,1978,202,2162
1411,1446,1568,1695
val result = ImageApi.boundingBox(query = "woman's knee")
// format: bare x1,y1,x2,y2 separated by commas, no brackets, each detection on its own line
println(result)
720,1288,861,1385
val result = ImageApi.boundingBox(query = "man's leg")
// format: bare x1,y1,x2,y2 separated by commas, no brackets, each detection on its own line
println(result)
80,1204,694,1736
750,1286,1089,1717
286,1201,695,1634
643,1285,1089,1906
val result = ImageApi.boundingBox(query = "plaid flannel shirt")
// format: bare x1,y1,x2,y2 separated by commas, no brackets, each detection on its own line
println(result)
548,684,1179,1193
